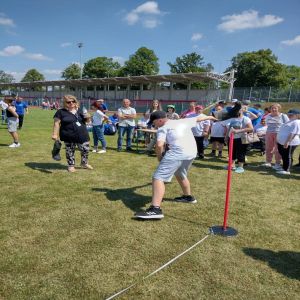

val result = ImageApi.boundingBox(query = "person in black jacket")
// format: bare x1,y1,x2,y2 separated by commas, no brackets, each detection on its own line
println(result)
52,95,93,172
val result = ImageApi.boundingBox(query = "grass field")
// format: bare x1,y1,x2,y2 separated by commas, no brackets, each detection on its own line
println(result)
0,106,299,299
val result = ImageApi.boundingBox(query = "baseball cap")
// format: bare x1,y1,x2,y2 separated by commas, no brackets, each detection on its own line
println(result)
148,110,167,125
287,109,300,114
231,99,238,103
167,104,175,109
243,99,251,105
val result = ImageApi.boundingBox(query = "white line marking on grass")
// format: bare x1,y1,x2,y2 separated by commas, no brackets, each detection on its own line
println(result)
105,234,210,300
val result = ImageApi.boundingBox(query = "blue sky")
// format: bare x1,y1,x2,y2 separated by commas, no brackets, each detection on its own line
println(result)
0,0,299,81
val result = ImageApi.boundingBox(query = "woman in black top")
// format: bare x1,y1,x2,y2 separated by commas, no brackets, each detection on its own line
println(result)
52,95,92,172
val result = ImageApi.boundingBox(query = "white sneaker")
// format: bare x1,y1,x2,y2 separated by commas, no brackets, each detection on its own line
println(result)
261,162,272,167
92,149,97,153
272,164,282,170
276,170,290,175
9,143,20,148
97,149,106,154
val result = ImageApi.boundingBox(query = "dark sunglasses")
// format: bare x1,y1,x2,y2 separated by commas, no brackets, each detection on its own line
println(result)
66,101,75,104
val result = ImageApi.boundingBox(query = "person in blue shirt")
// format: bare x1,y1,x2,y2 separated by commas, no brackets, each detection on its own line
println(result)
14,96,28,129
96,99,108,113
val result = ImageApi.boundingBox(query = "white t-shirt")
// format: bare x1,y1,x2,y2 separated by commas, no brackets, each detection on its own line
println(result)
0,100,8,110
277,119,300,146
118,107,136,127
210,120,226,137
191,113,210,137
225,116,252,139
92,110,106,126
265,113,289,133
157,117,198,160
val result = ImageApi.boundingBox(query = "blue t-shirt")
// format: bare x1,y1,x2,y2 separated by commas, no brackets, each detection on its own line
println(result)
15,101,28,115
243,107,262,127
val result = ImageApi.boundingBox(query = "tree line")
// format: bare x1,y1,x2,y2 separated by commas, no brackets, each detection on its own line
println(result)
0,47,299,89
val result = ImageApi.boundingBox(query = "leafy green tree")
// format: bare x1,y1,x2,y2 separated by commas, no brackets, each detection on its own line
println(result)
21,69,45,82
167,52,213,89
0,70,14,83
62,63,81,79
167,52,208,74
83,57,121,79
285,65,300,89
228,49,287,87
121,47,159,76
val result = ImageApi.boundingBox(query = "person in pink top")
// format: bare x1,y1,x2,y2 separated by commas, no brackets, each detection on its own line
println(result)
262,103,289,169
180,101,196,118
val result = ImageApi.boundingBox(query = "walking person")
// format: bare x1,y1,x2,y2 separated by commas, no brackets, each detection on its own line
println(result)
117,98,136,151
52,95,93,172
14,96,28,129
134,111,216,220
276,109,300,175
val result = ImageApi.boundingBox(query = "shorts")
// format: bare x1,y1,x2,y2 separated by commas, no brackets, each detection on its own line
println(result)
210,136,225,144
153,157,194,182
7,117,18,132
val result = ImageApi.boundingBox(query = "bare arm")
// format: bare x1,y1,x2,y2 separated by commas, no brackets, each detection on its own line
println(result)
52,118,61,140
196,115,217,122
284,133,297,148
155,140,165,162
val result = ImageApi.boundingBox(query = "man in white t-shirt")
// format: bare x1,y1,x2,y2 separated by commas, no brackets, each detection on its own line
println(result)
117,99,136,151
134,111,216,220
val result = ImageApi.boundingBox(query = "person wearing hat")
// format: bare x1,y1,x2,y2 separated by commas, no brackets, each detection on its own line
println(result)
166,104,179,120
134,110,217,219
276,109,300,175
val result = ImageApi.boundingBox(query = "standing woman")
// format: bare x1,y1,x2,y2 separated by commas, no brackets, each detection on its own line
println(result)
52,95,93,172
145,99,162,119
4,96,20,147
224,102,253,174
262,103,289,169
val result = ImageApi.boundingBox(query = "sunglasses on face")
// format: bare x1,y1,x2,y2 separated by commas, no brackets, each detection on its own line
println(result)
66,101,75,104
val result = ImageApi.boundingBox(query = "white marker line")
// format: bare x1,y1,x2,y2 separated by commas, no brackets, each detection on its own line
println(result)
105,234,210,300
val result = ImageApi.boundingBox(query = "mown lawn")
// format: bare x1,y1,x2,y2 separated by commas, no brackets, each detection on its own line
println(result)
0,107,299,300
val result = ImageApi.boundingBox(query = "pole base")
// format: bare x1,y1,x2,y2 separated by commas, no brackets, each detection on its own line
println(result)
210,225,238,237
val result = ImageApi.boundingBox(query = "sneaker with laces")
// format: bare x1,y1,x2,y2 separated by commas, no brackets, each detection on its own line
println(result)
134,206,164,219
97,149,106,154
92,149,97,153
276,170,290,175
9,142,21,148
261,162,272,167
173,195,197,204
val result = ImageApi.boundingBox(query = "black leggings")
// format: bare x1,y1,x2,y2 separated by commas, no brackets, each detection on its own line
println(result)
277,143,297,171
229,138,248,163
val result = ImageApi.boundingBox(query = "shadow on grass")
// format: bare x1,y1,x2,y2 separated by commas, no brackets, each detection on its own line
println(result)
0,143,9,146
25,162,66,174
243,248,300,280
193,160,225,171
92,183,152,212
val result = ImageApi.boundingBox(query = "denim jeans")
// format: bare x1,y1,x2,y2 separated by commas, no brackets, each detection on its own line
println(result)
117,126,134,149
92,125,106,149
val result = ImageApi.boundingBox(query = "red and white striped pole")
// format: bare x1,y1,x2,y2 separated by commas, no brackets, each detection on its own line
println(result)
210,132,238,236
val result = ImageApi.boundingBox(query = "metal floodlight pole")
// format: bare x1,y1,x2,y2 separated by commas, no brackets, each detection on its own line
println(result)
288,77,296,103
77,42,83,100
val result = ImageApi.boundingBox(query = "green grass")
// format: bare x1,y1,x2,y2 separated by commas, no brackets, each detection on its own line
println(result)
0,108,299,300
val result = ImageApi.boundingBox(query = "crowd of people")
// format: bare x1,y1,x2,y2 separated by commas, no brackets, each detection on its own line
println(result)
1,94,299,220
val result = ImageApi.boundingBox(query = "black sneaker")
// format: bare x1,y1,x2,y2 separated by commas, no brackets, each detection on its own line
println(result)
173,195,197,204
126,147,134,151
134,206,164,220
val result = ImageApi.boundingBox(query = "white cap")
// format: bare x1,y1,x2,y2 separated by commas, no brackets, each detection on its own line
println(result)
231,99,238,103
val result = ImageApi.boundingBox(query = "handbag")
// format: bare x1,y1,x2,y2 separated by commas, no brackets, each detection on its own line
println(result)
52,140,62,161
241,132,260,144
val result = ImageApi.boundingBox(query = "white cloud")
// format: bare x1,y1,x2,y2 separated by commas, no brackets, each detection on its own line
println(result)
5,71,25,82
191,33,203,42
124,1,165,28
218,10,283,33
0,45,24,56
25,53,52,61
281,35,300,46
60,42,72,48
0,13,15,27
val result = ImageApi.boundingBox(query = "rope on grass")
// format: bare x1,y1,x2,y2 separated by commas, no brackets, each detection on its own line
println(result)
105,234,210,300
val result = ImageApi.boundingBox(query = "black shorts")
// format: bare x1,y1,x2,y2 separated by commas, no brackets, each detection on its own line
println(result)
210,137,225,144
